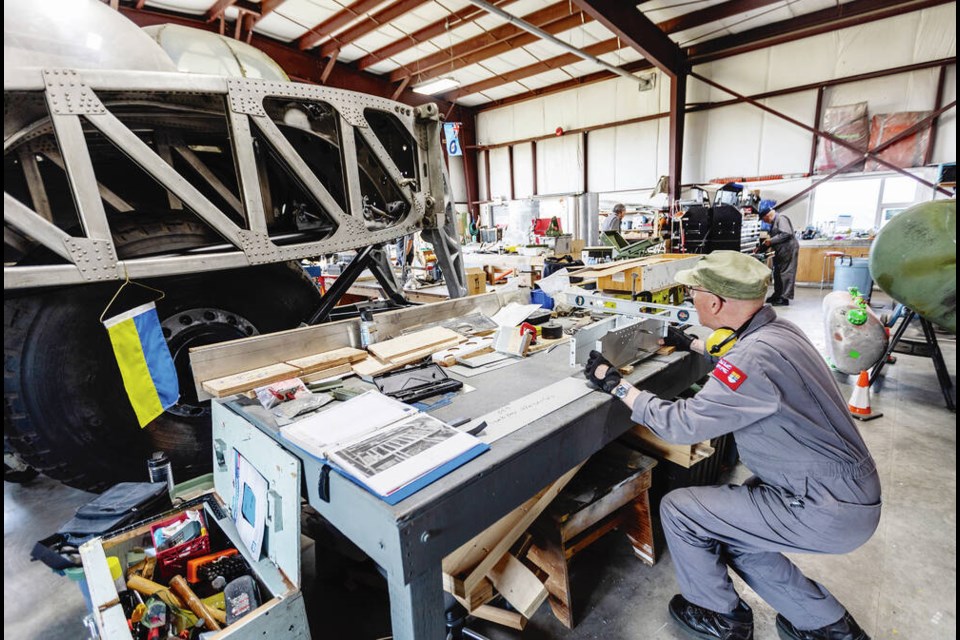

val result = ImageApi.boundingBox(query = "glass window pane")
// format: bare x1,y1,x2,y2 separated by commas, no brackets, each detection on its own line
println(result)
882,176,917,203
811,179,881,231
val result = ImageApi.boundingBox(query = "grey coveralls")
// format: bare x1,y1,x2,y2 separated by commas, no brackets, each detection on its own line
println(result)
602,213,622,232
630,306,881,629
768,213,800,300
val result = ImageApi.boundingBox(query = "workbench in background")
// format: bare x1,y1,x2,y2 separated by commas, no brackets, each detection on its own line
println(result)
796,239,873,284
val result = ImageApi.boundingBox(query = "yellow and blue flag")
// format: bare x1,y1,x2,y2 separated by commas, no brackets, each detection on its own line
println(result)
103,302,179,427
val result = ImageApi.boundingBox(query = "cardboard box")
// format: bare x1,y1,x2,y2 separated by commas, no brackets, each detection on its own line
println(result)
466,268,487,295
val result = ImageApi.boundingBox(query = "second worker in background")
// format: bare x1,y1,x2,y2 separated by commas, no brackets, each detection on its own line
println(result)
759,199,799,306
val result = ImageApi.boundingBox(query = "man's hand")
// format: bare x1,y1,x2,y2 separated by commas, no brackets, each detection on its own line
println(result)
584,350,622,393
661,326,695,352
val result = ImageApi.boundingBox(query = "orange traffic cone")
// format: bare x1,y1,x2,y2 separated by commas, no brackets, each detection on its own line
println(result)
848,370,882,421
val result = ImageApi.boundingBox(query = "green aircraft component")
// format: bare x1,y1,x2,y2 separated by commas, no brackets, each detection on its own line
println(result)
869,199,956,333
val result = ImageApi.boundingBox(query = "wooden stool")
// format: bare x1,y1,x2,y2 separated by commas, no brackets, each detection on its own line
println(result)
820,251,848,293
526,443,657,628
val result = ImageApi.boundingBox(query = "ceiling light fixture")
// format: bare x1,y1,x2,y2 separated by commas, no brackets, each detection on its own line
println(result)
412,77,460,95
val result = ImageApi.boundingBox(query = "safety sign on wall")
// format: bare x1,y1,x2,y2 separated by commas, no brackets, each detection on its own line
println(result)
443,122,463,156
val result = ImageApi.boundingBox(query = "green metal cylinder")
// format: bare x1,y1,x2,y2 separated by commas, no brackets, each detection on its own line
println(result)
869,199,956,334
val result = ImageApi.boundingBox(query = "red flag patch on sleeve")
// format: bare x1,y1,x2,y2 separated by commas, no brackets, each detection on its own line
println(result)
712,358,748,391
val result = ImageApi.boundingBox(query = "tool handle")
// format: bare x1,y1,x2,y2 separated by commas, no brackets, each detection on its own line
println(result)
170,575,222,631
127,575,183,609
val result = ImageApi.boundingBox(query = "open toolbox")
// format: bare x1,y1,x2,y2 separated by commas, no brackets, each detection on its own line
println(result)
79,416,309,638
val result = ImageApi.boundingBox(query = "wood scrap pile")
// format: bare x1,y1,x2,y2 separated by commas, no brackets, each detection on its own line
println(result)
441,464,583,630
200,347,366,397
352,327,465,377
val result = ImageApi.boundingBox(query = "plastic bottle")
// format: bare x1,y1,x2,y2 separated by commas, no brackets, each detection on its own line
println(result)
147,451,174,497
359,310,378,348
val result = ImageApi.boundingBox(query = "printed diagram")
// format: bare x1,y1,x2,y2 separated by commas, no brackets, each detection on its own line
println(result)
335,414,454,478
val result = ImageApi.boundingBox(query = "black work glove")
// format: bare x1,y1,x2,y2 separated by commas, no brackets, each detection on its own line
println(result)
662,326,695,351
584,350,622,393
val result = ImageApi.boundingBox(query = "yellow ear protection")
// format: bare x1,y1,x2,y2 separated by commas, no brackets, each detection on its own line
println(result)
705,314,758,357
705,327,739,357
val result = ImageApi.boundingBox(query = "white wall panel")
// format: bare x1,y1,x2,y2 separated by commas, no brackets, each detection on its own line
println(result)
614,121,660,190
682,110,708,185
477,108,515,145
932,64,957,163
512,100,545,140
757,92,818,175
513,143,535,198
914,4,958,61
587,127,616,193
701,104,765,180
537,135,583,195
580,81,618,129
478,150,488,201
543,91,580,138
835,12,920,77
614,75,661,121
447,155,468,203
488,147,512,200
766,33,840,91
826,69,940,114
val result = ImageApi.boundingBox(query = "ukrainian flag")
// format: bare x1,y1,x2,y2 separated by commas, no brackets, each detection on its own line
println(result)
103,302,179,427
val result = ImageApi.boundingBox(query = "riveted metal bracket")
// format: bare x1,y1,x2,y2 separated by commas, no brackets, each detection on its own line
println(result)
43,69,105,116
63,238,120,281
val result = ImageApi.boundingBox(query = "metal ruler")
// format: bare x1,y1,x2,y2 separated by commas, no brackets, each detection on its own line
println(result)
558,288,700,326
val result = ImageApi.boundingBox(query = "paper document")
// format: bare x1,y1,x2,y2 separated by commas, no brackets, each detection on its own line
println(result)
233,451,268,559
328,413,484,498
278,391,489,504
491,302,543,327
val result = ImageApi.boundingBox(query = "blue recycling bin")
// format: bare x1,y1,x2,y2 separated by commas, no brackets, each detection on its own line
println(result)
833,256,872,297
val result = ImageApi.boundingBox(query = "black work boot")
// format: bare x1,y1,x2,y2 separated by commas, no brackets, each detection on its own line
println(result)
771,297,790,306
668,594,754,640
776,611,870,640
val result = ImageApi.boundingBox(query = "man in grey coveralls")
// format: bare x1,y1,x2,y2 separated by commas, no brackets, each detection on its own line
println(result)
584,251,880,640
602,203,627,232
760,199,799,306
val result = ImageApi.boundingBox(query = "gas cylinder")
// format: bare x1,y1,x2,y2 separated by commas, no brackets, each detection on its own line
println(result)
822,288,888,375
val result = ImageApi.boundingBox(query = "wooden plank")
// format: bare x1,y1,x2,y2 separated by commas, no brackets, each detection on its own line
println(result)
445,463,584,598
470,604,528,630
285,347,366,374
299,363,352,383
626,426,714,468
487,553,548,619
353,336,464,378
446,577,494,611
563,514,623,560
201,362,299,397
559,471,651,543
431,337,493,366
368,326,463,362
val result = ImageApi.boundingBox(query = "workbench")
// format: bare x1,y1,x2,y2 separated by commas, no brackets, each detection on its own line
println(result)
195,292,709,640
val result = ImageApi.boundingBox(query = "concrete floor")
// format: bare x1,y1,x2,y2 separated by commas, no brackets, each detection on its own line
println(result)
4,287,956,639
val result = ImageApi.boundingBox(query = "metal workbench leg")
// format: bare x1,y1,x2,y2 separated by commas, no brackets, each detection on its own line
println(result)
387,565,446,640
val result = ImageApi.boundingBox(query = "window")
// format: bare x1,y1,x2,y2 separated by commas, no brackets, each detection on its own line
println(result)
810,173,931,232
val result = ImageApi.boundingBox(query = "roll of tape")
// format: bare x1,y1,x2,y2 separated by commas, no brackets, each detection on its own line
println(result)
541,322,563,340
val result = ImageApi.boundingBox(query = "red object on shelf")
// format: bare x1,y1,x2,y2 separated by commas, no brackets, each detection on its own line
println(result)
531,217,562,236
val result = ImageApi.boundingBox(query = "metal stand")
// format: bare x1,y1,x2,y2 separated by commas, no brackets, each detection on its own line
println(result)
307,244,411,324
870,310,955,411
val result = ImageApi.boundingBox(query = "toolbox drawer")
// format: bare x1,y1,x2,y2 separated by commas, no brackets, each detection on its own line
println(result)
80,415,309,638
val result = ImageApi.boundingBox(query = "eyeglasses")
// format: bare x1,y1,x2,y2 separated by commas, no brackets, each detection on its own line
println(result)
687,286,726,303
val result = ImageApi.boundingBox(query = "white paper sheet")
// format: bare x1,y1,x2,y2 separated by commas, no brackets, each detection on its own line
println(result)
234,451,268,559
471,377,595,443
279,390,416,458
491,302,543,327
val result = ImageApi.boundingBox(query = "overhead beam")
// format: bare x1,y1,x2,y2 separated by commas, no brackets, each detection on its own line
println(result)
318,0,431,59
356,0,518,71
444,0,779,101
570,0,685,77
297,0,382,51
117,6,476,119
476,0,950,111
389,2,589,83
205,0,238,22
686,0,949,63
250,0,287,27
